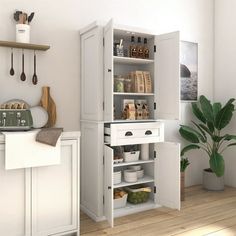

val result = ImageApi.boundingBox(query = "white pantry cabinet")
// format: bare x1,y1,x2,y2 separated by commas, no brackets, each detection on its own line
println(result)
80,19,181,226
0,132,80,236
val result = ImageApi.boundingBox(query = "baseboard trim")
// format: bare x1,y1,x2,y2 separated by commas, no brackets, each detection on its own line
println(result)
80,204,106,222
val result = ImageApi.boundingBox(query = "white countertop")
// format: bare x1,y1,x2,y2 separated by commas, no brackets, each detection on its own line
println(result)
0,130,81,143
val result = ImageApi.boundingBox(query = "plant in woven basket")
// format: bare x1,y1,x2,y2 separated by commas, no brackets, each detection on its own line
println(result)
179,95,236,177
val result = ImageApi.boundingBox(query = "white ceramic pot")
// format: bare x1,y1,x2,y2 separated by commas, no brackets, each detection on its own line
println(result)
16,24,30,43
203,169,224,191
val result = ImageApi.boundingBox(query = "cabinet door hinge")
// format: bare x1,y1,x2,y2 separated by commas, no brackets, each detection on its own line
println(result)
154,151,157,159
154,186,157,194
154,102,156,110
103,195,105,204
103,37,105,46
103,101,105,111
154,45,156,53
103,155,104,165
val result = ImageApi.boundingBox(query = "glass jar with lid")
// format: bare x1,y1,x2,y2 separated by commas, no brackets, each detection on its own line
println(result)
114,75,125,92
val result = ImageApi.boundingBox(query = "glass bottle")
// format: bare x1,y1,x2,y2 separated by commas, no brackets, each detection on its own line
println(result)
136,37,144,58
129,36,137,58
143,38,150,59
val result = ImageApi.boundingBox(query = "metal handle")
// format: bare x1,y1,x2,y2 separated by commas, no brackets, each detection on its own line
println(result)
145,130,152,135
125,131,133,136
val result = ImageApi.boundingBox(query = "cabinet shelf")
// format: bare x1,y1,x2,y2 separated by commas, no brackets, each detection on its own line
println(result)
113,175,154,188
114,159,154,167
113,92,154,96
0,40,50,51
112,119,156,123
114,199,157,218
114,56,154,65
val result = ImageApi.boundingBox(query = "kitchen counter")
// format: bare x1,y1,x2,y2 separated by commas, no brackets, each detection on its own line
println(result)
0,130,81,143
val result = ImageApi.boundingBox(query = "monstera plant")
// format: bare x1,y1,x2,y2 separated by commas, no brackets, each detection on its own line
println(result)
179,95,236,177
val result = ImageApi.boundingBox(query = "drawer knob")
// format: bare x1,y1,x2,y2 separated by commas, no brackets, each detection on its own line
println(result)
145,130,152,135
125,131,133,136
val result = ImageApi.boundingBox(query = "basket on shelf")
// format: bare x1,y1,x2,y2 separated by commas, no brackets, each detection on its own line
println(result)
125,185,151,204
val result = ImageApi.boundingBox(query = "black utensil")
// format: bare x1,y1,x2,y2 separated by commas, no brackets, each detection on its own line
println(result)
10,48,14,76
32,51,38,85
20,50,26,81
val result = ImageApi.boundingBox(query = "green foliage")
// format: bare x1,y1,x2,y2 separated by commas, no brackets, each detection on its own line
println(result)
179,95,236,177
181,158,190,172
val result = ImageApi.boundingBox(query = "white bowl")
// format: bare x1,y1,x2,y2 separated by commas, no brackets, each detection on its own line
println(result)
137,169,144,179
128,165,141,171
124,170,137,183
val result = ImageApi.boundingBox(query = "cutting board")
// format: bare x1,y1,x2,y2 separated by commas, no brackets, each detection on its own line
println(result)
39,86,57,128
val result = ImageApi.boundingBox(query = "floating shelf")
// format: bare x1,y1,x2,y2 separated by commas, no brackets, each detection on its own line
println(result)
0,40,50,51
113,92,154,96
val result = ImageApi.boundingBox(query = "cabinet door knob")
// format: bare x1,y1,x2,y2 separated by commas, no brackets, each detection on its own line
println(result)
145,130,152,135
125,131,133,136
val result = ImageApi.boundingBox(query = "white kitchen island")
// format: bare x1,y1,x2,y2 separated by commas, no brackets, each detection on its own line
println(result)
0,131,80,236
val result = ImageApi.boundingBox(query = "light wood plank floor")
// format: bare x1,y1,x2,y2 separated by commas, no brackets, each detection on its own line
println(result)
80,185,236,236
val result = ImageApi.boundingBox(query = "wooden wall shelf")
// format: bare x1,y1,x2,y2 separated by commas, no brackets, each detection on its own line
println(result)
0,40,50,51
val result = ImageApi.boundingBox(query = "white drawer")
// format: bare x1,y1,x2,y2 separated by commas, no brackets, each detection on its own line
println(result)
104,122,164,146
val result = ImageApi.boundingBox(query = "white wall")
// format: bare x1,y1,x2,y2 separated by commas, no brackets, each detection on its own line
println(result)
0,0,214,186
215,0,236,187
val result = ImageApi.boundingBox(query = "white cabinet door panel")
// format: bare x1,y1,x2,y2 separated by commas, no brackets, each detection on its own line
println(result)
155,142,180,210
32,140,78,236
104,19,114,122
0,144,31,236
154,31,180,120
104,145,114,227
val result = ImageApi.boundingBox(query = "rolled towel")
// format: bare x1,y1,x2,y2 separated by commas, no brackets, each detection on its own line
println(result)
36,128,63,146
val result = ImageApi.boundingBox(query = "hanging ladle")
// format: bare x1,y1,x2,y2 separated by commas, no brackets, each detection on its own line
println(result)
32,51,38,85
10,48,15,76
20,49,26,81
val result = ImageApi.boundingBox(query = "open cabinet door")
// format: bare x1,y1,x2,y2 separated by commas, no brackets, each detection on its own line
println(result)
104,145,114,227
155,142,180,210
154,32,180,120
104,19,114,122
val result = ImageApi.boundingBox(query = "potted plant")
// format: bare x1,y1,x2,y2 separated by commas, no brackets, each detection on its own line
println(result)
179,95,236,190
180,157,190,200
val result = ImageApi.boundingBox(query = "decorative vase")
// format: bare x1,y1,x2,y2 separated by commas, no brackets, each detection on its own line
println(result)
16,24,30,43
39,86,57,128
181,172,185,201
203,168,224,191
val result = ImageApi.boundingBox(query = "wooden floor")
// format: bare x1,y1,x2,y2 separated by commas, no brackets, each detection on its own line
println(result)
80,185,236,236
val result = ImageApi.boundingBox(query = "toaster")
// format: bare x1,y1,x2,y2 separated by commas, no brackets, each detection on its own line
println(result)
0,109,33,131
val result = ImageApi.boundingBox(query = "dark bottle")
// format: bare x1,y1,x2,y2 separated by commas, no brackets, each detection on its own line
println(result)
129,36,137,58
136,37,144,58
143,38,150,59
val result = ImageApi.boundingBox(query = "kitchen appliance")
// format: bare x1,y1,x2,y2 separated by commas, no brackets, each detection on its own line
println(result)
0,109,33,131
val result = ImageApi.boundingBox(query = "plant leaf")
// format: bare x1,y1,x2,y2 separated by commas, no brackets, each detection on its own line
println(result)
207,121,214,133
181,144,201,156
226,142,236,147
180,125,206,143
200,95,214,123
224,135,236,141
199,124,214,137
192,121,207,139
179,127,200,143
215,103,235,130
213,103,222,122
192,102,206,124
209,152,225,177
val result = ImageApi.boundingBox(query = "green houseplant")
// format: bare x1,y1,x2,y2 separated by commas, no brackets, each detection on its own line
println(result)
179,95,236,190
180,158,190,201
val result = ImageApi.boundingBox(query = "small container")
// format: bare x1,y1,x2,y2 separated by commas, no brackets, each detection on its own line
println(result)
141,144,149,161
123,150,140,162
114,193,128,209
124,170,138,183
114,76,125,92
16,24,30,43
124,77,133,93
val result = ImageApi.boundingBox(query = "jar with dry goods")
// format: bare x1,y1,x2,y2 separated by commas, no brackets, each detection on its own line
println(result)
114,75,125,92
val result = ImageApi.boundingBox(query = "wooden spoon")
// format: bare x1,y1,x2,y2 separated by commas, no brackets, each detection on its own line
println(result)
20,50,26,81
10,48,14,76
32,51,38,85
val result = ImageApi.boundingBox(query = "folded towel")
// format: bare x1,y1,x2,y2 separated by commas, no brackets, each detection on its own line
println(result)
3,130,61,170
36,128,63,146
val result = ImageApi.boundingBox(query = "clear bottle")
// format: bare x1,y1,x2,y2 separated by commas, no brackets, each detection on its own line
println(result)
143,38,150,59
136,37,144,58
129,36,137,58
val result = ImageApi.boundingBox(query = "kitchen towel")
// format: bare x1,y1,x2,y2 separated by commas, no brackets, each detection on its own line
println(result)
36,128,63,146
3,129,61,170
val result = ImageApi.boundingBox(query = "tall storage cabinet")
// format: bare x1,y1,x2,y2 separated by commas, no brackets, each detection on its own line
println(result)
80,20,181,227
